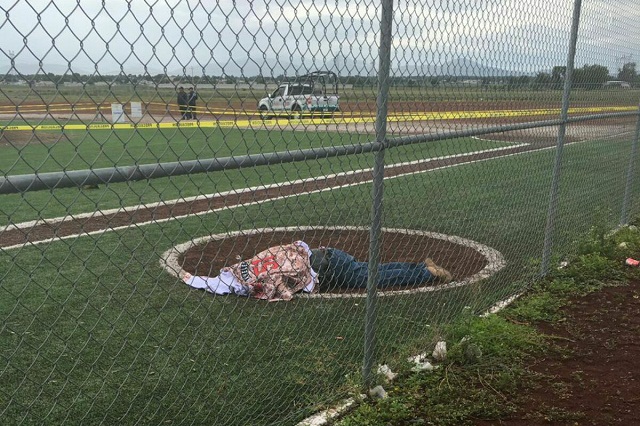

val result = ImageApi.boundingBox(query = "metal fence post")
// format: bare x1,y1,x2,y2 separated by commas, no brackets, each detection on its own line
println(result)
363,0,394,389
620,102,640,226
540,0,583,276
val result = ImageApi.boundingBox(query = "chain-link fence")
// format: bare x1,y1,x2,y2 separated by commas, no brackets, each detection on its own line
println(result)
1,0,639,424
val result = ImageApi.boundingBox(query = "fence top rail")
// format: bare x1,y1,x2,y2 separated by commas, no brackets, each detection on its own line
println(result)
1,110,638,195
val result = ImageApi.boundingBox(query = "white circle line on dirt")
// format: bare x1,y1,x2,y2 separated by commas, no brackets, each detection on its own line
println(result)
159,225,506,299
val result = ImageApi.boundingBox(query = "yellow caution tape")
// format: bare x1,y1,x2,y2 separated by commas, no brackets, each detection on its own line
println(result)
0,106,636,131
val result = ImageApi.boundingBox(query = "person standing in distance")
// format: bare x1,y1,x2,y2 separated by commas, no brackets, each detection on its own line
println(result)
177,86,188,120
187,87,198,120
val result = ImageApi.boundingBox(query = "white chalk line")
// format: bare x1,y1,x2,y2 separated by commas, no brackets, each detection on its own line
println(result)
159,226,506,299
3,154,527,252
1,143,525,233
3,128,632,252
1,143,529,253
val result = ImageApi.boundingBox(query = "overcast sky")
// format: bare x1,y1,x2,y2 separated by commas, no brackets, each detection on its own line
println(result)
0,0,639,77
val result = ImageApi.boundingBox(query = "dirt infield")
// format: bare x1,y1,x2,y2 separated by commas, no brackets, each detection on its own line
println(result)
2,98,626,118
177,229,488,294
3,99,635,134
0,139,540,249
474,280,640,425
1,120,635,251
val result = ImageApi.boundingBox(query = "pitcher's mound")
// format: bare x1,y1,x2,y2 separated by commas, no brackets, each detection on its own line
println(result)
165,226,505,296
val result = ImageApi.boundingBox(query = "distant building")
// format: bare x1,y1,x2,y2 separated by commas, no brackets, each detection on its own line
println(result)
603,80,631,88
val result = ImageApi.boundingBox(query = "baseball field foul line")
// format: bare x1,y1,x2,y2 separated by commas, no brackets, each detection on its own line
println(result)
1,143,532,251
4,126,633,251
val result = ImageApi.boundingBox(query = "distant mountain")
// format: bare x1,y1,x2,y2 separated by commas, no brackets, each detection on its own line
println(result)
0,56,531,79
0,61,92,76
396,57,529,77
0,59,166,77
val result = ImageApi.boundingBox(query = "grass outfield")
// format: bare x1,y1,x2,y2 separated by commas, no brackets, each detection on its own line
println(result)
0,128,510,225
1,84,639,107
1,133,638,425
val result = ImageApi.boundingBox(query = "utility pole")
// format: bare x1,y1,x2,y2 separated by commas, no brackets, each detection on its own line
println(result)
616,54,633,73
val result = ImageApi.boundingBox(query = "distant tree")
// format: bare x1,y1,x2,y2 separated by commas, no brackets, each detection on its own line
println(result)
618,62,637,83
551,66,566,80
152,73,166,84
533,72,552,89
505,75,530,90
572,64,610,89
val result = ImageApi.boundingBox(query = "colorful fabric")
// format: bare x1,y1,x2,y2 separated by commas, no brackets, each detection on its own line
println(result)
183,241,317,301
224,241,317,301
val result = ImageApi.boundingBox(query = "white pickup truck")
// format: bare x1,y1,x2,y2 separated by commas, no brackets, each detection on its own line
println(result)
257,71,340,118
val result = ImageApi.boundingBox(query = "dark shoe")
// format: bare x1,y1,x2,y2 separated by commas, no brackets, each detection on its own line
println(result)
425,258,453,283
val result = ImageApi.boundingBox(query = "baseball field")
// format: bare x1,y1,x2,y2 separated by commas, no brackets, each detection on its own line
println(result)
1,87,639,424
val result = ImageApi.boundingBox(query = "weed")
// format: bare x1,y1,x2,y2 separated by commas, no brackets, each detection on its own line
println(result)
523,404,585,422
336,219,640,425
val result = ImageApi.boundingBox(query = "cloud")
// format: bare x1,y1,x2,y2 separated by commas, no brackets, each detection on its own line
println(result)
0,0,638,77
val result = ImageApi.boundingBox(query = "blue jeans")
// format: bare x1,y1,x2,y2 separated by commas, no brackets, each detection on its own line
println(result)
319,248,434,289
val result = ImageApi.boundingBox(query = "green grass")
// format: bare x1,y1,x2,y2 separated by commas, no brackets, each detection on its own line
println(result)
0,128,509,224
1,129,640,424
1,128,508,174
2,84,639,107
338,314,545,426
337,223,640,426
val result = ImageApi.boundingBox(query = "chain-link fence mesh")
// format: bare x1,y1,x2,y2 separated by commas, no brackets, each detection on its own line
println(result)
1,0,639,424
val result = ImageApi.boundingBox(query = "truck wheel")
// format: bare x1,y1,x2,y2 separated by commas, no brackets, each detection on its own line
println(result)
259,105,272,120
291,104,302,119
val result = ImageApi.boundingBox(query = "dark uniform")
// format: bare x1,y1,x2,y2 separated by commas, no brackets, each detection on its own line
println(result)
177,87,188,119
187,87,198,119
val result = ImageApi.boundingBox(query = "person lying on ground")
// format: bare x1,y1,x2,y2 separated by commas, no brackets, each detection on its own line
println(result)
309,247,452,292
183,241,453,302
